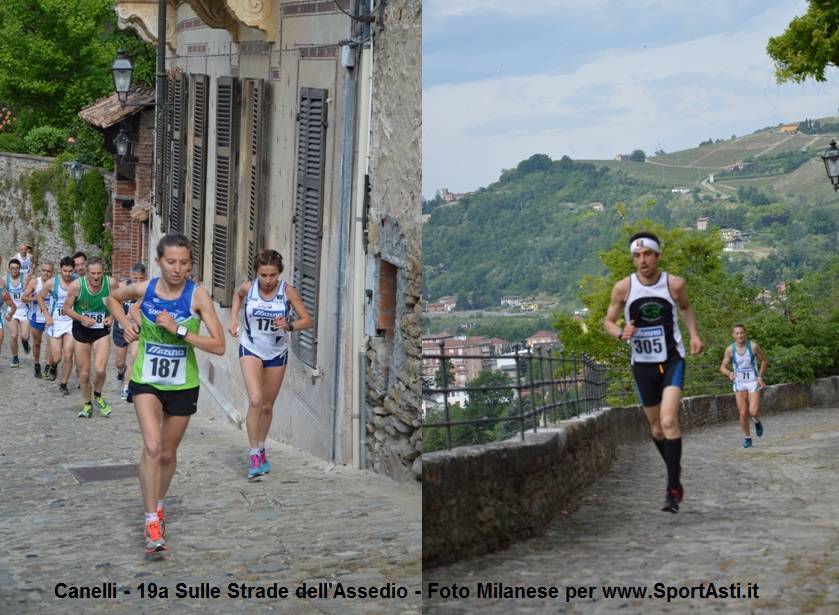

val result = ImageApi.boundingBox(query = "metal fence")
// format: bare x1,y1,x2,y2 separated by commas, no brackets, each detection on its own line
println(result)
423,342,735,452
423,343,608,452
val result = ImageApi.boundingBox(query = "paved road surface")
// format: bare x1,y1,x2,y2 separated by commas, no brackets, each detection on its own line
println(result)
425,405,839,613
0,350,420,614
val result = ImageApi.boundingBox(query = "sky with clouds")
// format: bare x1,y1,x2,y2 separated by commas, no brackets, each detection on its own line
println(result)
423,0,839,197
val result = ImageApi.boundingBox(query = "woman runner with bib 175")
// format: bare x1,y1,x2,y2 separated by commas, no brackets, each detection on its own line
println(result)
228,249,313,480
107,234,225,556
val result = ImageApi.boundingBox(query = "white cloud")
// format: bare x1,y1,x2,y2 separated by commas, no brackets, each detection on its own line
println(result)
423,6,839,195
425,0,656,19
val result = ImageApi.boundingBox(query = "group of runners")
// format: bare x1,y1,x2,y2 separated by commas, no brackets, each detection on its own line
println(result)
605,231,769,514
1,235,312,556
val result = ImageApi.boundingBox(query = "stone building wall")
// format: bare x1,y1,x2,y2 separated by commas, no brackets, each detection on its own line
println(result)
365,0,422,481
0,153,99,266
423,376,839,568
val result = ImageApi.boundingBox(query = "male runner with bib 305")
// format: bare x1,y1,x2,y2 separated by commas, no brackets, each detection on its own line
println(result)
604,231,704,513
107,233,225,557
720,324,767,449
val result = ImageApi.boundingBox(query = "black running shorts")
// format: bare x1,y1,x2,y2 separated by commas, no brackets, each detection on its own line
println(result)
128,381,199,416
72,320,111,344
632,357,685,407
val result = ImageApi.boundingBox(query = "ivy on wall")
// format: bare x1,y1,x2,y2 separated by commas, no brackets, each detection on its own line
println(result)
24,154,111,263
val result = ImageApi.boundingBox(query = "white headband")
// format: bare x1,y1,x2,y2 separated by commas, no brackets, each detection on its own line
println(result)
630,237,660,254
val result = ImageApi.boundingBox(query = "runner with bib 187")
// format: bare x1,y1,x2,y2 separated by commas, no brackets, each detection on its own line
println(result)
106,233,225,557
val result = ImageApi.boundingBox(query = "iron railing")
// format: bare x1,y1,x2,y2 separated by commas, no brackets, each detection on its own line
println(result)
423,342,736,451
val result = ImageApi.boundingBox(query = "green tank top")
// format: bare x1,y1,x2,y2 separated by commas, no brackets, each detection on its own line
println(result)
132,278,201,391
74,276,111,329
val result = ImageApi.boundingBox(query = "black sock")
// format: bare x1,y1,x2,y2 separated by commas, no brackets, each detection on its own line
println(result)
662,437,682,491
652,436,666,462
94,391,101,398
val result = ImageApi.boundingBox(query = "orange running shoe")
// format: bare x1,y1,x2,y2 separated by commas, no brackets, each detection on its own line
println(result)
144,519,167,554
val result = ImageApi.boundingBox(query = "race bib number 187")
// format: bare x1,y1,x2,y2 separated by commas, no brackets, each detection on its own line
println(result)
142,343,187,385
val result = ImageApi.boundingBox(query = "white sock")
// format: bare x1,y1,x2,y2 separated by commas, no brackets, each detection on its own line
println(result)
258,441,265,452
156,499,164,512
249,447,261,457
145,512,159,524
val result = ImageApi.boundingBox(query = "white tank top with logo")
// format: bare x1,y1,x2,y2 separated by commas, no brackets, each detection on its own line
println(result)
31,277,48,323
240,280,290,361
5,272,26,311
732,343,757,385
624,271,685,364
51,275,72,323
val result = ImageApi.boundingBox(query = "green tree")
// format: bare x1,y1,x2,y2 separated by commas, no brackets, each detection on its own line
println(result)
767,0,839,82
628,149,646,162
0,0,155,133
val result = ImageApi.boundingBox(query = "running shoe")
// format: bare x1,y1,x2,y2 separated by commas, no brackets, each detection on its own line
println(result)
78,402,93,418
144,520,167,554
661,491,679,513
10,356,19,368
21,339,29,354
755,420,764,438
248,454,263,480
672,483,684,503
94,396,112,417
33,364,41,379
116,368,125,382
260,449,270,475
743,437,752,449
59,383,70,395
120,386,128,400
157,504,166,538
47,365,57,381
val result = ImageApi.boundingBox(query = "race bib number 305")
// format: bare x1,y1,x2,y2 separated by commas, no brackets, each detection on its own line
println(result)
632,325,667,363
142,343,187,385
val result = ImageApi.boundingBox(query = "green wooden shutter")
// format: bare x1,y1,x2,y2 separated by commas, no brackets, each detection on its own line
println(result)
188,74,209,281
211,76,239,305
168,72,188,234
244,78,267,276
292,88,327,367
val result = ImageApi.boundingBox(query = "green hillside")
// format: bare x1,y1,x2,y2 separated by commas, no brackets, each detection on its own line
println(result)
423,122,839,307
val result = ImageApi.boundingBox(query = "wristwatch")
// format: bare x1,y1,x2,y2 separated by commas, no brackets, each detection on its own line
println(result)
176,325,188,339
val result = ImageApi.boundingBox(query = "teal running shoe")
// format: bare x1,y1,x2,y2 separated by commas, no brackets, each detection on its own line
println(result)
247,454,263,480
260,449,270,475
743,437,752,449
755,420,763,438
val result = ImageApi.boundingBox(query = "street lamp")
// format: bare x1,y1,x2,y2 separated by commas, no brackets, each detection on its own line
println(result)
115,127,131,158
64,161,86,187
112,49,134,106
821,140,839,191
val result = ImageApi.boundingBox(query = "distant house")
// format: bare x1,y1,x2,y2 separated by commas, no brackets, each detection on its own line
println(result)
778,123,799,134
440,188,467,202
614,154,630,161
589,202,604,212
720,228,745,251
501,295,523,307
438,296,458,312
671,187,691,194
424,302,447,313
527,330,559,351
696,217,710,231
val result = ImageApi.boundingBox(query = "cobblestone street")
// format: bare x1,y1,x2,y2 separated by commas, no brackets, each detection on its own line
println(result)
425,405,839,614
0,352,421,614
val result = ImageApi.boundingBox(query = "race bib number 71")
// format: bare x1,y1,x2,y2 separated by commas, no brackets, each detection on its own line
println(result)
142,342,187,385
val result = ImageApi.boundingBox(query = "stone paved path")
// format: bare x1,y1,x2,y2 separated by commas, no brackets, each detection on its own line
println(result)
425,405,839,614
0,351,420,614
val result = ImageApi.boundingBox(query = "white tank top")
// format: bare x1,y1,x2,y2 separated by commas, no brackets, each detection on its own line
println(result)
5,272,26,309
31,277,47,323
51,275,72,322
732,343,757,383
240,280,289,360
624,271,685,364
